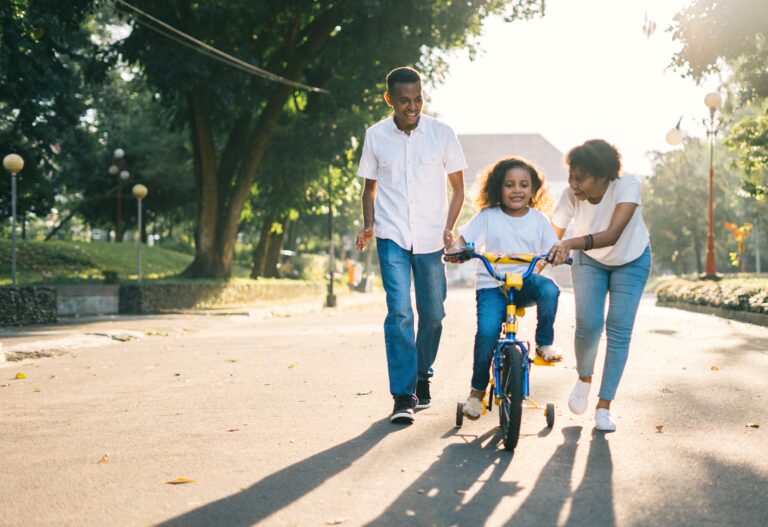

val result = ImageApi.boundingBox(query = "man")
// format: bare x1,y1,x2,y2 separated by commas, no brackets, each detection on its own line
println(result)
356,66,466,424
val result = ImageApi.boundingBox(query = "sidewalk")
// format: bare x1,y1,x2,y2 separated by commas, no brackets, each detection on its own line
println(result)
0,291,385,364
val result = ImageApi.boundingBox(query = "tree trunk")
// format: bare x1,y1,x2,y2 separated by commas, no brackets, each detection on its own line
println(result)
182,8,341,279
251,215,275,279
263,226,285,278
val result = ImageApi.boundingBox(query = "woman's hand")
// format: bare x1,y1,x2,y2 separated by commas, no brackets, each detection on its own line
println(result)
548,239,575,266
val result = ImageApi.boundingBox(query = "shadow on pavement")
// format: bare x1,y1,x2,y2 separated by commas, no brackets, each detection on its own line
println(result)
364,428,520,526
155,418,397,527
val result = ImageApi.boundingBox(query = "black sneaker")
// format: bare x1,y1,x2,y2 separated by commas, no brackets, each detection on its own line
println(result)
415,379,431,410
390,395,415,424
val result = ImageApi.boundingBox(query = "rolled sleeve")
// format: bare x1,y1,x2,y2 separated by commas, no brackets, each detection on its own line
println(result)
443,129,467,174
357,129,378,180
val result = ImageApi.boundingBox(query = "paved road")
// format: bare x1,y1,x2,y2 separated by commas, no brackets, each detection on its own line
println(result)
1,287,766,526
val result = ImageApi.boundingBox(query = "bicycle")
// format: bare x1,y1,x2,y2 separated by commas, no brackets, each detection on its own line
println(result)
445,243,571,451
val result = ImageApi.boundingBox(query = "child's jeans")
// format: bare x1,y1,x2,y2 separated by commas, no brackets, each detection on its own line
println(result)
471,274,560,391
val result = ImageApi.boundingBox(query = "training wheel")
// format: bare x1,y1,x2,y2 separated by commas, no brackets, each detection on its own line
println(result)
456,402,464,427
545,402,555,428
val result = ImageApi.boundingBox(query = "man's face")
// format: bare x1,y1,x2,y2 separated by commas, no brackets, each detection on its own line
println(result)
385,81,423,128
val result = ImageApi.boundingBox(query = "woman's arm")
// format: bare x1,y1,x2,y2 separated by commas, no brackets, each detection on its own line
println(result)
548,202,637,265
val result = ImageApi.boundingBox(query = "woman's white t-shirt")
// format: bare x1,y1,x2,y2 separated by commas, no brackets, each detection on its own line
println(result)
551,174,649,266
459,207,559,290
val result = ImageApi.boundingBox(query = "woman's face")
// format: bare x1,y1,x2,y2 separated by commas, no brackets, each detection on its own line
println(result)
568,168,605,201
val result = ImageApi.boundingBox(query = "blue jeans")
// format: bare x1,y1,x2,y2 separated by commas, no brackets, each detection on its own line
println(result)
571,245,651,400
376,238,446,399
471,274,560,391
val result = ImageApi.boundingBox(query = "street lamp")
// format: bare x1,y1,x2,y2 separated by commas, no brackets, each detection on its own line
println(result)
703,91,722,280
132,184,148,284
110,148,130,242
665,117,684,146
3,153,24,286
326,172,336,307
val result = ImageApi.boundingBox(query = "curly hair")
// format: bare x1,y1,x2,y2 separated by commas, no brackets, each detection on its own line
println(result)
566,139,622,181
475,157,549,211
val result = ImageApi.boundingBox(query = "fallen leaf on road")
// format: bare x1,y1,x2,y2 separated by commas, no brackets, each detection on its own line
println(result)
174,373,181,376
166,477,195,485
746,423,760,428
227,428,240,432
15,372,26,379
288,363,297,369
356,390,373,396
325,518,348,525
656,425,664,433
49,375,57,380
97,454,109,464
660,388,673,394
226,359,238,363
405,510,416,517
33,388,41,393
711,365,720,371
417,489,425,494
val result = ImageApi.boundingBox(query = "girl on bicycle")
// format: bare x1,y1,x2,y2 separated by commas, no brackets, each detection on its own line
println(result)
548,139,651,431
447,157,562,420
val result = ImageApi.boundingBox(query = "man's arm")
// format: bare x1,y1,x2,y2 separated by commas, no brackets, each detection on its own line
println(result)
443,170,464,249
356,178,377,251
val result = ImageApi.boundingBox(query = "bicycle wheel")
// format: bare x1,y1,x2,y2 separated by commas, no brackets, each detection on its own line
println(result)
499,343,524,451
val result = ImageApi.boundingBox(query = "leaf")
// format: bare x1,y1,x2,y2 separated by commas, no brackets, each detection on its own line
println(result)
15,372,26,379
227,428,239,432
746,423,760,428
711,365,720,371
325,518,348,525
656,425,664,433
97,454,110,464
166,477,195,485
356,390,373,396
288,363,297,369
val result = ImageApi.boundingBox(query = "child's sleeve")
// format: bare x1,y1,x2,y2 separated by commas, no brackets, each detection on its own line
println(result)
540,216,560,252
458,211,486,249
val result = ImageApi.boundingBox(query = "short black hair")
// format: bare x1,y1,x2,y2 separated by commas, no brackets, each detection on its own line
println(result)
386,67,421,93
566,139,622,181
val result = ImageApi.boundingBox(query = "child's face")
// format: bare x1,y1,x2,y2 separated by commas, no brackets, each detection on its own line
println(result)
500,167,534,214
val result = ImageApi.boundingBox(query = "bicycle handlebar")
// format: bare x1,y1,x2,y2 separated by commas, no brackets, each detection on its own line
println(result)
444,242,572,284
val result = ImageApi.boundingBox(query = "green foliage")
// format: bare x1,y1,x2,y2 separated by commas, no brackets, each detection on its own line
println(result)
723,112,768,198
0,239,192,285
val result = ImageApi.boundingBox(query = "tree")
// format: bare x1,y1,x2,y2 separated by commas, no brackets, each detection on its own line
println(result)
671,0,768,199
0,0,103,233
117,0,545,278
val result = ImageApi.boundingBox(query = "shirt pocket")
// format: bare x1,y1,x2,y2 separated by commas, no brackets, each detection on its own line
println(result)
419,152,443,179
376,152,399,184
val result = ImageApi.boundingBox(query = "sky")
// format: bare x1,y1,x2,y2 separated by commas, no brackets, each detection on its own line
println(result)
427,0,721,176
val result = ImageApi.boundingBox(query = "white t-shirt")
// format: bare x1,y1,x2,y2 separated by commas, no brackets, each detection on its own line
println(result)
357,114,467,254
551,174,649,266
459,207,559,290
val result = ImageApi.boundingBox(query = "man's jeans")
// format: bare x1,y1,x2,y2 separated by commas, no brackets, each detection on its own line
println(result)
471,274,560,391
571,245,651,401
376,238,446,399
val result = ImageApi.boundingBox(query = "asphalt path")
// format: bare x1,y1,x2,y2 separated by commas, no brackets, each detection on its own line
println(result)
1,287,766,526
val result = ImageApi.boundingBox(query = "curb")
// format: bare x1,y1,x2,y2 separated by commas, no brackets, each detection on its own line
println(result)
656,300,768,327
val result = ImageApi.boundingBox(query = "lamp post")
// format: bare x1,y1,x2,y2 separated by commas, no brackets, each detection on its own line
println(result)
3,153,24,286
110,148,130,242
703,91,722,280
132,184,148,283
326,172,336,307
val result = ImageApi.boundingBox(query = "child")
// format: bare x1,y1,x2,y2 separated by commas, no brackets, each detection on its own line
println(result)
447,157,562,420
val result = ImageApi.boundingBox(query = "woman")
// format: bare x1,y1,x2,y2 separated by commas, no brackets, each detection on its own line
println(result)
548,139,651,431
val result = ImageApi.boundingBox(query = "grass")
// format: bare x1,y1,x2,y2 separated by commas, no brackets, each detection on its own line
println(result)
0,239,206,284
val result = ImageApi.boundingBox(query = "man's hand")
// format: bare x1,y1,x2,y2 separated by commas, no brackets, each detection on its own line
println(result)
443,228,455,249
356,227,374,251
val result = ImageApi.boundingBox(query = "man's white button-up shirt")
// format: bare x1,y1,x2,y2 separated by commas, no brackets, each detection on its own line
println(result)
357,114,467,254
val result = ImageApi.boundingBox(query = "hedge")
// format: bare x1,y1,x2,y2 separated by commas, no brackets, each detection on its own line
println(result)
0,286,57,326
655,279,768,315
119,280,328,314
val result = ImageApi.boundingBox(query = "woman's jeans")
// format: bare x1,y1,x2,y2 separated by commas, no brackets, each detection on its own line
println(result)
376,238,446,399
471,274,560,391
571,245,651,401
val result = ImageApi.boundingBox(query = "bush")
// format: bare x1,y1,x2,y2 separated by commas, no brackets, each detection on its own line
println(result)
656,279,768,314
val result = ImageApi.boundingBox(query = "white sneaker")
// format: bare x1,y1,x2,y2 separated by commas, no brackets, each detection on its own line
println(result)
595,408,616,431
536,344,563,362
463,390,485,420
568,380,591,415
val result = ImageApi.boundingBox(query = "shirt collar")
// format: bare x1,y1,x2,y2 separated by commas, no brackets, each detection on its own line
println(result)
388,114,426,135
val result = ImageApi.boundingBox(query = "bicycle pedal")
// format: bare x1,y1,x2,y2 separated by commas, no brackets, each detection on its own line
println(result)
533,355,555,366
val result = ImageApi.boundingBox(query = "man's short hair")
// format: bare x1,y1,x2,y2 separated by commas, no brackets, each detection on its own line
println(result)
386,67,421,93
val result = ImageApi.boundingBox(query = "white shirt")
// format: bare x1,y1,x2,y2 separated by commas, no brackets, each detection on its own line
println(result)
357,114,467,254
551,174,649,266
459,207,559,290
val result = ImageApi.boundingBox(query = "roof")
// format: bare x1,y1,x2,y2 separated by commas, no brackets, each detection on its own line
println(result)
457,133,568,196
